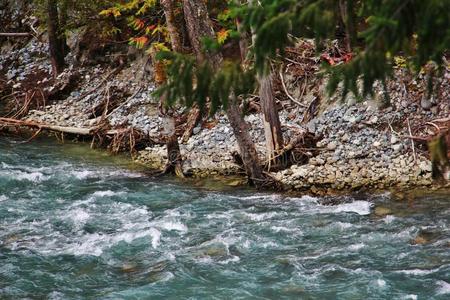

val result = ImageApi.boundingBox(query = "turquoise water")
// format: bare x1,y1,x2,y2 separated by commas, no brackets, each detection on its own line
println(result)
0,137,449,299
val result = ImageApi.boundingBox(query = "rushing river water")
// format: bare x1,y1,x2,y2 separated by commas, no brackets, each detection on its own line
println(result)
0,137,449,299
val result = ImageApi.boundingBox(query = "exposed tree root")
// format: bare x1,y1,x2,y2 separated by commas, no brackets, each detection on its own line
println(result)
0,117,156,155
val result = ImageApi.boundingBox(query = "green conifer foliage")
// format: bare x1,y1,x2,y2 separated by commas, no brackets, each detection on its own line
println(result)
154,51,256,114
238,0,449,98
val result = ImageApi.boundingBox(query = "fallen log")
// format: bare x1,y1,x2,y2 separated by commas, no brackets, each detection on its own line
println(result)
0,117,97,135
0,33,31,37
0,117,160,155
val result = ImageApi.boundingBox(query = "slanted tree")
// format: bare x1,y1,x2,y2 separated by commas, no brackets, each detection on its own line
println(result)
166,0,266,186
160,0,185,177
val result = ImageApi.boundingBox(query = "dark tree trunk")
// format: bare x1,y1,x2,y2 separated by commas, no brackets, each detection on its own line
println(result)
58,0,69,56
259,72,284,167
158,0,185,177
47,0,64,76
182,0,265,186
160,113,184,177
226,97,264,184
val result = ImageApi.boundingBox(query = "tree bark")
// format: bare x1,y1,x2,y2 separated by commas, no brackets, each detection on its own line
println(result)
161,0,183,53
160,114,184,177
58,0,69,57
182,0,265,186
247,0,284,167
226,97,264,184
259,72,284,166
0,32,30,37
47,0,64,76
160,0,185,177
182,0,221,69
181,106,201,143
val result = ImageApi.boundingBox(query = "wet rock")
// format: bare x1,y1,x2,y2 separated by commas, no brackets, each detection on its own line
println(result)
374,206,392,217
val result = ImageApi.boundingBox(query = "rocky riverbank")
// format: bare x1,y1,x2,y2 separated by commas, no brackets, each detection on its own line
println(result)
1,37,449,194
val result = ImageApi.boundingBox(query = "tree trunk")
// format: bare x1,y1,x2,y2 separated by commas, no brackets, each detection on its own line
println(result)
182,0,221,69
259,72,284,167
161,0,183,53
226,97,264,184
247,1,284,167
339,0,355,53
182,0,265,186
161,114,184,177
181,106,201,143
236,18,249,64
160,0,185,177
47,0,64,76
58,0,69,57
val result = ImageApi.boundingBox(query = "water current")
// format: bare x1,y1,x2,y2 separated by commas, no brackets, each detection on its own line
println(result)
0,137,449,299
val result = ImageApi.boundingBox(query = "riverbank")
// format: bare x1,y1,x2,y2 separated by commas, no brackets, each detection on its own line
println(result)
1,37,449,194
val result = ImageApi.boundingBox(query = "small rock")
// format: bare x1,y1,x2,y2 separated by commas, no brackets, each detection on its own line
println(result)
374,206,392,217
390,135,399,144
420,97,432,110
327,142,337,151
306,119,316,133
419,161,432,173
341,134,350,142
368,115,379,124
392,144,403,152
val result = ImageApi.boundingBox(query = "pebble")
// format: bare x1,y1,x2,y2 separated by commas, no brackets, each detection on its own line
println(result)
327,141,337,150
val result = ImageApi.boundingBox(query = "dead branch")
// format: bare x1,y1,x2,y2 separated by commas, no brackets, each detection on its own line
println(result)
279,70,306,107
0,117,95,135
0,33,31,37
407,118,417,163
432,117,450,123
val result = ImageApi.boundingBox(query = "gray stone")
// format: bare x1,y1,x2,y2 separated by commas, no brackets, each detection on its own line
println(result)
420,97,432,110
193,126,201,135
419,161,432,173
392,144,403,152
306,119,316,133
390,135,399,144
368,115,379,124
327,141,337,150
341,134,350,142
215,133,226,141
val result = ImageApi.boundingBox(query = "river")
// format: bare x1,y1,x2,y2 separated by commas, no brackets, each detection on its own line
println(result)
0,137,449,299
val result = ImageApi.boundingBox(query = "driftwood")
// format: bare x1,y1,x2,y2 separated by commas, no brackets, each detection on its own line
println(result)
0,117,105,135
259,129,319,171
0,117,158,155
0,33,31,37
